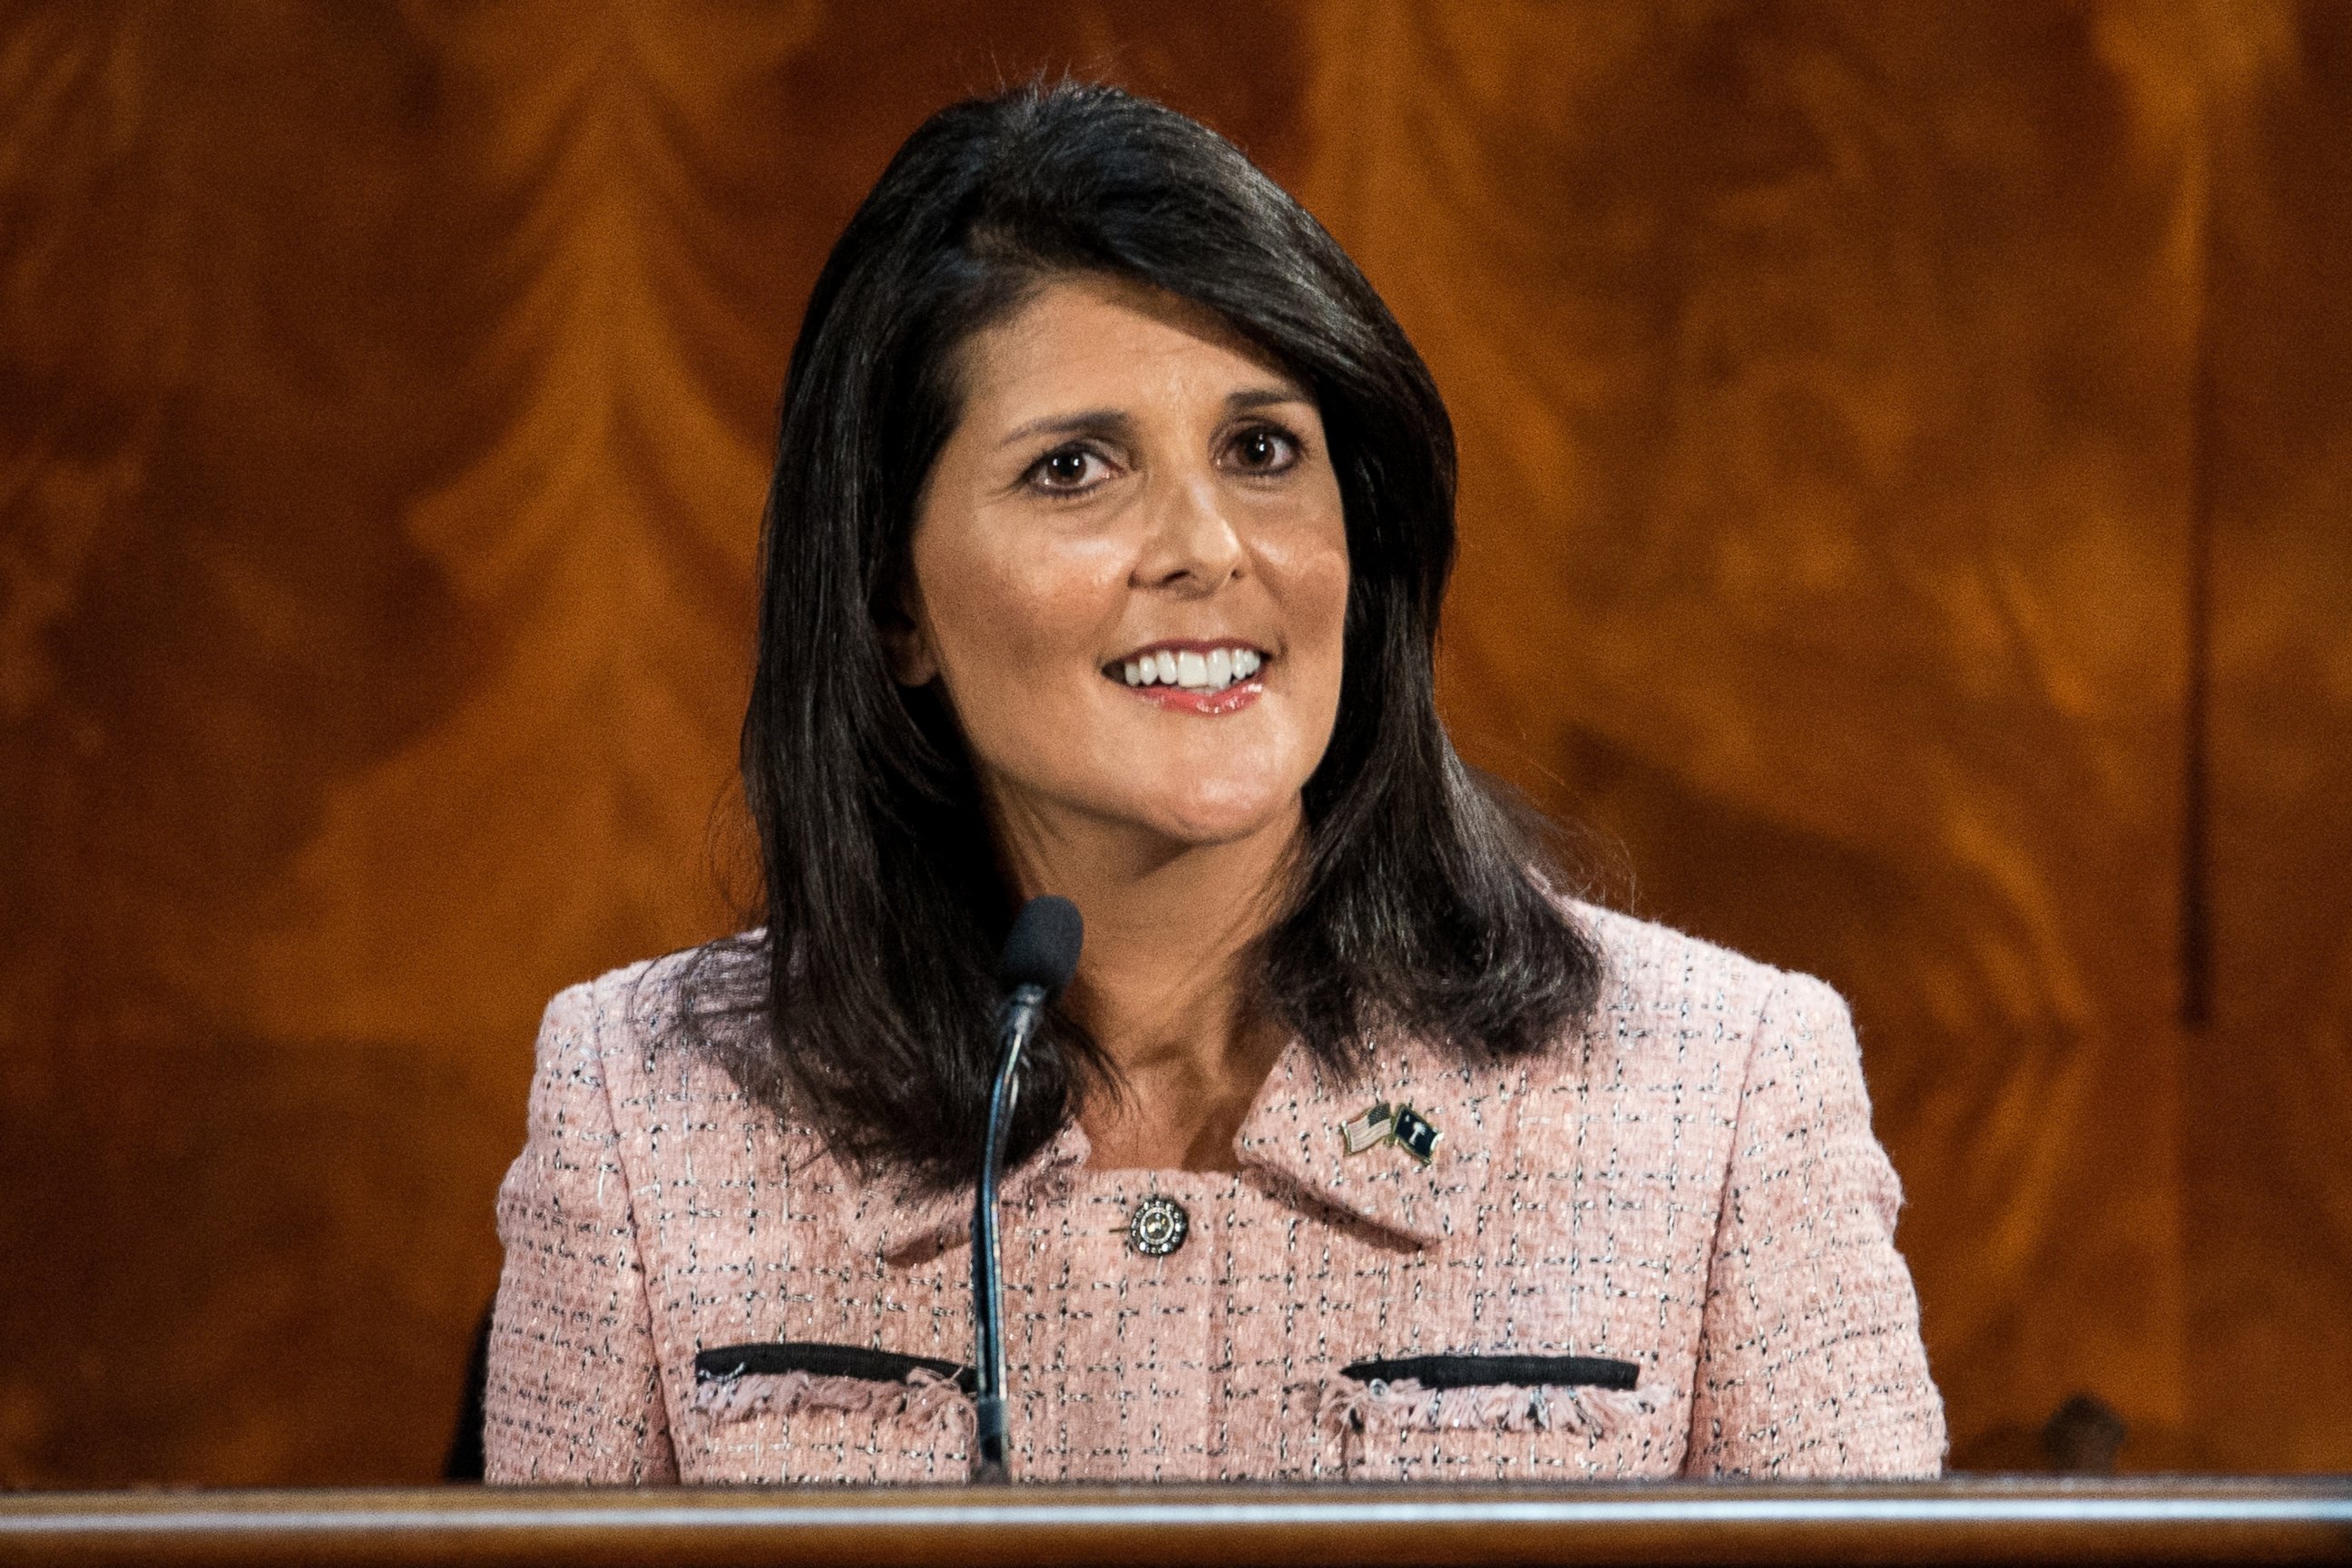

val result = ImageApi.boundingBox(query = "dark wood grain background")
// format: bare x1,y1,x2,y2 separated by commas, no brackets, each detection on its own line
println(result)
2,1,2346,1485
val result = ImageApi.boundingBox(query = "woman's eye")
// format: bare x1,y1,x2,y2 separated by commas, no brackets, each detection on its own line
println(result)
1029,446,1105,492
1228,426,1298,473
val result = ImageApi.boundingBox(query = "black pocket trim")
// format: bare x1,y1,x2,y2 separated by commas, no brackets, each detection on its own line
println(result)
695,1340,975,1394
1340,1353,1639,1391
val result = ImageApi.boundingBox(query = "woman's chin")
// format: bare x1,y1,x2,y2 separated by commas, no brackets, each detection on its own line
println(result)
1126,787,1301,850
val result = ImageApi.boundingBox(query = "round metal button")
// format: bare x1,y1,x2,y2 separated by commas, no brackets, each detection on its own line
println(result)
1126,1195,1190,1257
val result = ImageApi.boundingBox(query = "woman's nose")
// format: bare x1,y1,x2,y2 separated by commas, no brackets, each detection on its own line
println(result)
1133,472,1245,593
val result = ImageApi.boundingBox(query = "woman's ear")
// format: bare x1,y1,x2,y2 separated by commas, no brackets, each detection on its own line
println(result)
877,579,940,687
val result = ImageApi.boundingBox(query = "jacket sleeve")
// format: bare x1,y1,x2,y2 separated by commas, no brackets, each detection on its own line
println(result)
483,981,679,1483
1683,974,1946,1477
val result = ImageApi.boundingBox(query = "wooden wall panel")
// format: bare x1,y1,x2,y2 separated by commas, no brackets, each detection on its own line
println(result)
2191,2,2352,1472
0,0,1310,1487
1294,0,2208,1463
0,1,2344,1485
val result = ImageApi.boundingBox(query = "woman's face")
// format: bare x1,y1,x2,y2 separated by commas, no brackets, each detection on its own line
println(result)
893,274,1349,862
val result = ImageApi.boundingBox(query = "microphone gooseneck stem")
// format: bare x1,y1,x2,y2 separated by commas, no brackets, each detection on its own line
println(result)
970,981,1043,1485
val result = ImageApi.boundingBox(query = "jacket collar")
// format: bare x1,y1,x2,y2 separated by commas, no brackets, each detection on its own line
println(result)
839,1032,1488,1263
838,1121,1091,1264
1230,1029,1487,1250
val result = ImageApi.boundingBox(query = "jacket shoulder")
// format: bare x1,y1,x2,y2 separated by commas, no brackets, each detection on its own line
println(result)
1566,899,1847,1036
532,935,766,1085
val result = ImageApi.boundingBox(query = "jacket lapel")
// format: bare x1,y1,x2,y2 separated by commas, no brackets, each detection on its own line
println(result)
834,1034,1491,1259
1232,1033,1487,1250
838,1121,1091,1262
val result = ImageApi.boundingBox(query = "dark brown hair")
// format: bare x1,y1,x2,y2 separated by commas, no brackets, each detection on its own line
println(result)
688,81,1602,1191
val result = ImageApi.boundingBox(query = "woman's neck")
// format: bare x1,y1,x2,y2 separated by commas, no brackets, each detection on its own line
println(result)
995,801,1301,1171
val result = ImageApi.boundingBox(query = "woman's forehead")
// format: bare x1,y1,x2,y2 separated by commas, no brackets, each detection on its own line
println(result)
957,274,1308,425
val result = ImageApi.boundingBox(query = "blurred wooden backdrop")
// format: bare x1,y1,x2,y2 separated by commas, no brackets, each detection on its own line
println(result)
2,1,2347,1485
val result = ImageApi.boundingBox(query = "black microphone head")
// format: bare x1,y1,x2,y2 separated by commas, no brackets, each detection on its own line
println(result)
999,895,1083,997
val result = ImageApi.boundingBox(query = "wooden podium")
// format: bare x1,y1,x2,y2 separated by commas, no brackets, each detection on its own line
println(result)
2,1477,2347,1566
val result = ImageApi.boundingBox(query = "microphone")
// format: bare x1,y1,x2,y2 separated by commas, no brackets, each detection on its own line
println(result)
971,894,1083,1484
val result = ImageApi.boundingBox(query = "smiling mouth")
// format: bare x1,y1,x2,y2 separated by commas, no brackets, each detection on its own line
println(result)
1106,642,1267,695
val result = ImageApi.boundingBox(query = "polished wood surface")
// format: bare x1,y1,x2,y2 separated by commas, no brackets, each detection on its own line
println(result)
3,1479,2348,1568
4,4,2349,1485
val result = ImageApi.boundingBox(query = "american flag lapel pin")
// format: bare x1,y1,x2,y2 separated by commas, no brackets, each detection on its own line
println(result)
1340,1101,1396,1155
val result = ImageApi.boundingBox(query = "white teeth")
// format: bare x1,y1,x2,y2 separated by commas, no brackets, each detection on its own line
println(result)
1117,646,1266,691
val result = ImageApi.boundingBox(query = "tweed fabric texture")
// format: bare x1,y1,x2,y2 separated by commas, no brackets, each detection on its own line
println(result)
485,904,1945,1483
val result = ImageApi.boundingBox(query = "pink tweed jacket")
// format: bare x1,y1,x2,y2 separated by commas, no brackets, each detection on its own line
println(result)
485,902,1945,1484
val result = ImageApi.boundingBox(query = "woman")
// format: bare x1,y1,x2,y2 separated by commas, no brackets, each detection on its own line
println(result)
485,82,1944,1484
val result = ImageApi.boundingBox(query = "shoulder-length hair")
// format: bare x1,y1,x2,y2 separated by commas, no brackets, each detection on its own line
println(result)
691,81,1601,1191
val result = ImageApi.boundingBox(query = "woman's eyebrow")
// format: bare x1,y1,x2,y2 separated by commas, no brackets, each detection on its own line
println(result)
998,408,1132,448
1227,384,1311,413
996,386,1310,450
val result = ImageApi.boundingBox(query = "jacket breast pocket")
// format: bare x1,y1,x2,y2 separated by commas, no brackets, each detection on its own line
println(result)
1320,1353,1656,1481
690,1341,974,1484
